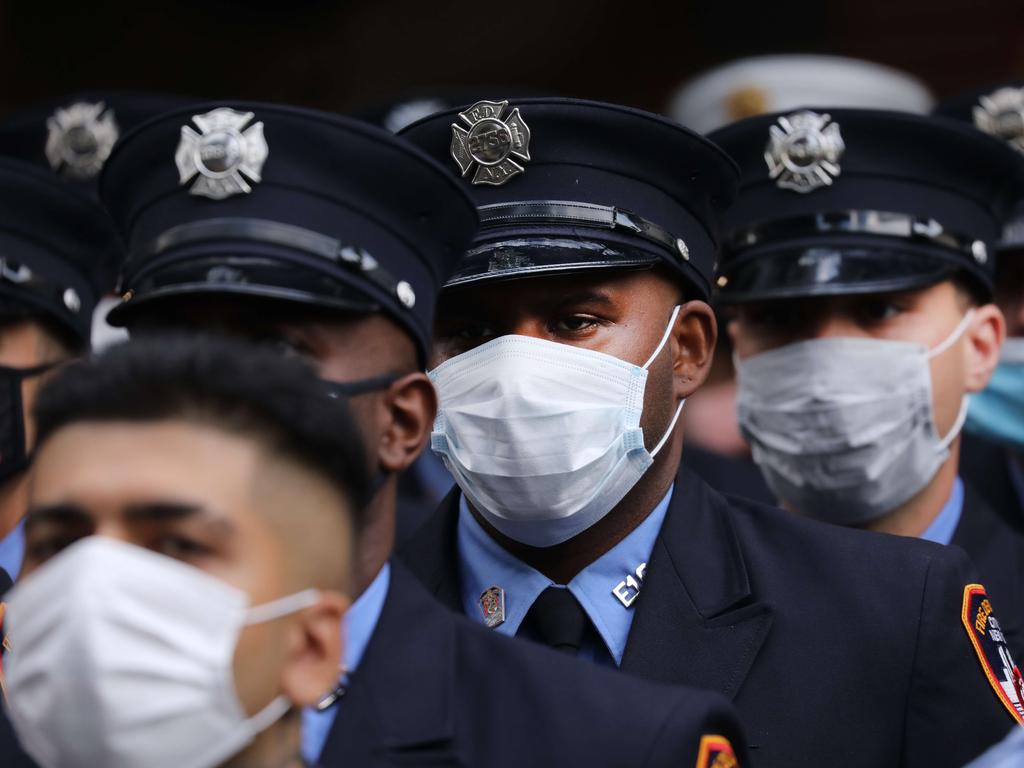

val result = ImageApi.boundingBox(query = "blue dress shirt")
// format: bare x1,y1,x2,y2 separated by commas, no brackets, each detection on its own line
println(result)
964,725,1024,767
919,476,965,546
0,518,25,580
456,485,674,667
300,563,390,764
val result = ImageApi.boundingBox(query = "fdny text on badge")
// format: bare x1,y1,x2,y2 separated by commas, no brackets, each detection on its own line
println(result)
451,100,531,186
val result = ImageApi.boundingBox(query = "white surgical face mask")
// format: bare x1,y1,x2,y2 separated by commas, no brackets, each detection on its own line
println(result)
429,305,685,547
735,309,975,526
4,536,320,768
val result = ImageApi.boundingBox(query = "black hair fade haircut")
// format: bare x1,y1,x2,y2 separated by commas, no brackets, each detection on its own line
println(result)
32,333,371,524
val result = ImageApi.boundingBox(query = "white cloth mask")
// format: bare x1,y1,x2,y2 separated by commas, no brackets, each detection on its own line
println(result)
429,305,685,547
736,310,975,525
4,536,320,768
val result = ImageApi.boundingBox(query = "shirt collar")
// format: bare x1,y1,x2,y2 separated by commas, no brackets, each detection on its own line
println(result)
299,562,390,765
344,562,390,674
0,518,25,581
920,476,964,545
456,485,673,665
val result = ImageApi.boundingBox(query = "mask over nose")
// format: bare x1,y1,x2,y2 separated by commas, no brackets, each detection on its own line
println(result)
964,337,1024,452
429,305,685,548
4,536,320,768
736,310,975,526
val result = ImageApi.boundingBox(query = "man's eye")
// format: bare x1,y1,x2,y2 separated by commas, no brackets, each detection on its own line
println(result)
554,315,599,333
454,323,495,340
153,535,214,561
270,337,313,360
745,307,797,331
25,535,78,563
858,300,902,323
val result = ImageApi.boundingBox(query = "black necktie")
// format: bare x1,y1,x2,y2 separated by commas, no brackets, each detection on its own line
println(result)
520,587,589,654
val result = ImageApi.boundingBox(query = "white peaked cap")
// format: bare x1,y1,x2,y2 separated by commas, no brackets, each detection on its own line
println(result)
668,54,935,134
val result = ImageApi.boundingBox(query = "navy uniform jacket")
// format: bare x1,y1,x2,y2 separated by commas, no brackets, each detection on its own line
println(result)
961,433,1024,533
0,567,37,768
400,468,1022,768
954,483,1024,657
317,561,749,767
681,444,775,506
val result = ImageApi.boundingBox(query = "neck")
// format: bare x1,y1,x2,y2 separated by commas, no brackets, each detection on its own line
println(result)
0,473,28,540
472,433,682,584
862,438,960,538
355,476,397,593
221,712,304,768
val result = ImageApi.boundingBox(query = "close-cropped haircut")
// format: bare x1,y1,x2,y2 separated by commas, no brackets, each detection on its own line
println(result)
32,333,370,525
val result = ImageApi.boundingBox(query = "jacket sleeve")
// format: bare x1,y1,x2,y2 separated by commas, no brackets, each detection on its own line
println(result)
643,686,750,768
903,544,1021,768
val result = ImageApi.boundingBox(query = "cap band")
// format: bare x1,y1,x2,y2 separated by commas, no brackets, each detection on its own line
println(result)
478,200,691,265
725,209,988,267
128,218,413,311
0,257,82,318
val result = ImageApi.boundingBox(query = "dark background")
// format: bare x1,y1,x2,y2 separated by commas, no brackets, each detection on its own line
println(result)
0,0,1021,117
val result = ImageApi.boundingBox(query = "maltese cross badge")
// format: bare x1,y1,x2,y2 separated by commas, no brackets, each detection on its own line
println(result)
765,110,845,194
973,87,1024,154
45,101,119,180
451,100,531,186
175,108,268,200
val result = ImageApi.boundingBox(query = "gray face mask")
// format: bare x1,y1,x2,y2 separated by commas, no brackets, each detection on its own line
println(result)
735,310,974,526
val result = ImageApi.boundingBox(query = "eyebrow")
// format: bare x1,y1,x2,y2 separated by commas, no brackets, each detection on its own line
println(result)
25,503,91,528
123,502,237,535
25,501,236,535
554,290,615,309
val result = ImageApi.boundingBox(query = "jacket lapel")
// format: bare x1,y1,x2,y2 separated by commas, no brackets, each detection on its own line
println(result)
319,561,458,765
398,487,463,612
621,469,774,700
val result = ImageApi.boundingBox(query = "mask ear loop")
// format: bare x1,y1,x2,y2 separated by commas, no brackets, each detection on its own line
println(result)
642,305,683,370
244,589,321,625
925,309,976,450
642,304,686,458
927,308,975,360
937,397,970,452
651,398,686,458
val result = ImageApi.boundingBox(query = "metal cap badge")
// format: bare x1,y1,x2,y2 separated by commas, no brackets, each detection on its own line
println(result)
973,87,1024,154
45,101,119,180
175,108,269,200
451,100,531,186
765,110,844,193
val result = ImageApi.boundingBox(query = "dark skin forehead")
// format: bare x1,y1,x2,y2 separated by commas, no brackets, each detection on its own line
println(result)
432,267,687,367
128,295,418,374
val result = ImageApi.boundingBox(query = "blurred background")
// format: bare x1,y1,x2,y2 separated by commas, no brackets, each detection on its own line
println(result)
0,0,1020,117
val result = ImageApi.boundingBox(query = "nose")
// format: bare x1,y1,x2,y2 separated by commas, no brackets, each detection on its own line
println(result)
506,317,548,340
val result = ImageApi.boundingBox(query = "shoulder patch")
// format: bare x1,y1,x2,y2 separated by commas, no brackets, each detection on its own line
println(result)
961,584,1024,725
697,734,739,768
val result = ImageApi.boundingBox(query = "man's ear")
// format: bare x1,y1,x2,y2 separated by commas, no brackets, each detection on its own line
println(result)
374,372,438,473
672,300,718,400
964,303,1006,393
279,591,349,707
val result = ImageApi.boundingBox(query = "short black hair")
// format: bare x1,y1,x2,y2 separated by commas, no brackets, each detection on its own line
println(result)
33,333,370,524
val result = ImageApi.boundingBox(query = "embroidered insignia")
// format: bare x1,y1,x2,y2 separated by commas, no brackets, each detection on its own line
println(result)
973,87,1024,154
696,734,739,768
45,101,119,180
451,100,531,186
961,584,1024,724
765,110,844,194
175,108,269,200
479,585,506,629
